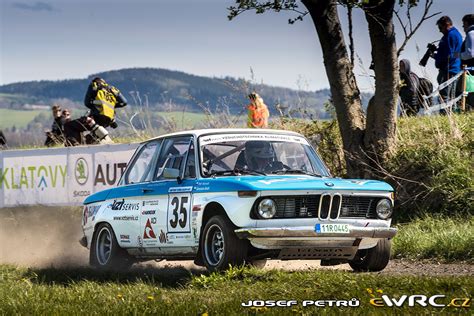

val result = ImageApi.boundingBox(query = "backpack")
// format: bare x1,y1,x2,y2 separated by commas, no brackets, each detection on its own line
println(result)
418,77,433,107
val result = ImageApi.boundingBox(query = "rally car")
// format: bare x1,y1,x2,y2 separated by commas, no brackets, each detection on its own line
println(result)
80,128,397,272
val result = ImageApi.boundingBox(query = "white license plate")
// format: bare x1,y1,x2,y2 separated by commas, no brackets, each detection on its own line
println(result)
315,223,349,234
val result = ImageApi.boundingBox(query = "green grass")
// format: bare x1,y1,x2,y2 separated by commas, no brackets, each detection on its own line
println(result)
0,108,47,129
392,215,474,262
0,265,472,315
159,111,212,128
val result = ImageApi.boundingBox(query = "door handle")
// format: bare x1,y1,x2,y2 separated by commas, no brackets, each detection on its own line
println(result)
142,188,154,194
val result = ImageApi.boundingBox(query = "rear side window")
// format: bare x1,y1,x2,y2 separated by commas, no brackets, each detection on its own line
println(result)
155,136,192,180
124,141,161,184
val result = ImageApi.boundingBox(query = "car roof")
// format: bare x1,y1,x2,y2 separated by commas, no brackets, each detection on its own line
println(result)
143,128,304,144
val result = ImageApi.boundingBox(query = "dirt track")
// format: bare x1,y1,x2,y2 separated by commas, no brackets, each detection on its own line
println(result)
0,207,472,276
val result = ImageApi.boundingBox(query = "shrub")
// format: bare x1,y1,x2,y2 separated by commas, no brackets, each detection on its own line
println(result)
276,113,474,221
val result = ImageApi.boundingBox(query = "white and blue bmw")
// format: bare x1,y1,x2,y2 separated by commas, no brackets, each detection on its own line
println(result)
80,129,397,272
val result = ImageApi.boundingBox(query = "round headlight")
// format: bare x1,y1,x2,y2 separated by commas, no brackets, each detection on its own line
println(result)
258,199,276,219
376,199,393,220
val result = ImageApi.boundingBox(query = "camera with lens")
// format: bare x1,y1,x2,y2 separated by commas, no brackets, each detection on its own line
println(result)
419,42,438,67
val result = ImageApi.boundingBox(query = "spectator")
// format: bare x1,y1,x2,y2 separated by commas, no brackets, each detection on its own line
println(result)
433,16,463,108
0,130,7,148
247,92,269,128
64,77,127,146
399,59,433,115
459,14,474,67
44,105,68,146
459,14,474,110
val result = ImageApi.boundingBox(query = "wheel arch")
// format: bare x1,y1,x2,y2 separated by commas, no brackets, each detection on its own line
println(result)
201,202,235,228
92,221,121,248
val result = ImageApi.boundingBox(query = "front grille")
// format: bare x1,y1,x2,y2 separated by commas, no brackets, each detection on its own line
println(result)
273,195,320,218
253,195,379,219
340,196,377,219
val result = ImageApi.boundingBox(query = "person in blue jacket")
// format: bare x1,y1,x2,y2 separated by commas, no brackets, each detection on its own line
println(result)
433,16,463,107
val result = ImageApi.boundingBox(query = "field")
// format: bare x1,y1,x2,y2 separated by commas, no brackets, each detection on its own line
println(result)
0,264,472,315
0,108,47,129
0,207,472,315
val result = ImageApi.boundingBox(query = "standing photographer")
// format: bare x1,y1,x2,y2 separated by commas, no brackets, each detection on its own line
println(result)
433,16,463,107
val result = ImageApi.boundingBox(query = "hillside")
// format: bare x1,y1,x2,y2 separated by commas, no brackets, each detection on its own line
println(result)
0,68,336,116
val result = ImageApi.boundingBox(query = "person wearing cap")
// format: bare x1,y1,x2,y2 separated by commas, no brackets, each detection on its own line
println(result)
247,92,269,128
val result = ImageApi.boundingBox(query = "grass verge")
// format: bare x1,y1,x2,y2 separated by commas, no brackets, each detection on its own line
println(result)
0,265,472,315
392,215,474,262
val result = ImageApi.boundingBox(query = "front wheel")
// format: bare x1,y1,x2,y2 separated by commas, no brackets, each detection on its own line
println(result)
349,238,391,272
201,215,247,272
90,223,133,270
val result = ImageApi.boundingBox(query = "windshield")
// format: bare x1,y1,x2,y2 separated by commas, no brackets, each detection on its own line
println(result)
199,133,330,177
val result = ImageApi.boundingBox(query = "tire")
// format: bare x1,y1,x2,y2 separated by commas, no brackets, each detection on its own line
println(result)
201,215,248,272
349,238,391,272
90,223,133,270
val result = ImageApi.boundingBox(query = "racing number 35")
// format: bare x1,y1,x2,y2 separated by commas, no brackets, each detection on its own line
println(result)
168,194,191,233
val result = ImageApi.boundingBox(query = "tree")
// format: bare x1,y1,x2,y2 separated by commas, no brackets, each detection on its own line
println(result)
228,0,435,178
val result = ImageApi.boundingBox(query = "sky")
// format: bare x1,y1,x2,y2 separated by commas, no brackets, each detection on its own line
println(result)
0,0,472,92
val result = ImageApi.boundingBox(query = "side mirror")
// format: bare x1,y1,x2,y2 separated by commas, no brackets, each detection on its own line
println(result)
163,168,180,179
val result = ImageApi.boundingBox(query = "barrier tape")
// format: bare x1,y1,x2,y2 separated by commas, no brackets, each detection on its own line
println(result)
422,70,464,100
420,93,464,115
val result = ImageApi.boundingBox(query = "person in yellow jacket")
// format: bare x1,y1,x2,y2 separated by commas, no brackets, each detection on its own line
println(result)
64,77,127,146
247,92,269,128
84,77,127,128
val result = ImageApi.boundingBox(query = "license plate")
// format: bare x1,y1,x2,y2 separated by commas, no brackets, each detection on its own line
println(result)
315,223,349,234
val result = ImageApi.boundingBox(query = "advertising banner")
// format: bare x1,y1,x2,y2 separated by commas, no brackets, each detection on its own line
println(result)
0,143,139,207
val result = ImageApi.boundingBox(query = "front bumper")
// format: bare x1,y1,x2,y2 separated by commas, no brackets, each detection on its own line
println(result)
235,226,397,239
79,236,87,248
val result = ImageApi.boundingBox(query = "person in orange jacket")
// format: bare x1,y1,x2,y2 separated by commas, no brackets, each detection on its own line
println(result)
247,92,269,128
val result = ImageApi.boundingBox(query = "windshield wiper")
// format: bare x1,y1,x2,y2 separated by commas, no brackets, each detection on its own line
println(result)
234,168,267,176
270,168,322,177
205,168,266,177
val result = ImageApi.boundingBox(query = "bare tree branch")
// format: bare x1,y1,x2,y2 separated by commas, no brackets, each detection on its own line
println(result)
396,0,441,56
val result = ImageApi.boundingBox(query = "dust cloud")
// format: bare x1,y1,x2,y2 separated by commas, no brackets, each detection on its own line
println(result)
0,206,89,267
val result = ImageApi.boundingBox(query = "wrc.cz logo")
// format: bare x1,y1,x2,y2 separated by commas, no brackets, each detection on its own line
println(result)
367,289,471,308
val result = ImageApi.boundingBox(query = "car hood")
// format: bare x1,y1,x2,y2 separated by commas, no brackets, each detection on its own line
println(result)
84,175,393,205
198,175,393,192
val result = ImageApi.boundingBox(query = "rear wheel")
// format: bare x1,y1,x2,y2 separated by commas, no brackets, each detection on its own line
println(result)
201,215,247,272
349,238,391,272
90,223,133,270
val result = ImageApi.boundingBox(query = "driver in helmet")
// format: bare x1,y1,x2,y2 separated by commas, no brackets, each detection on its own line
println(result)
243,141,283,173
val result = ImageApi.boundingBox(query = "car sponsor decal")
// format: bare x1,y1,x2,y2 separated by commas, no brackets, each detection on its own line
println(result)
159,230,167,244
141,210,156,215
143,218,157,239
120,234,130,243
143,200,159,207
111,199,140,211
199,134,309,146
169,186,193,193
83,205,101,225
113,215,139,221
